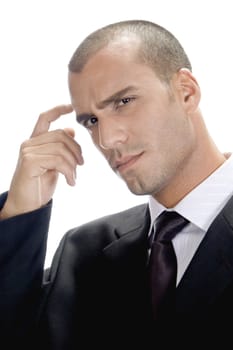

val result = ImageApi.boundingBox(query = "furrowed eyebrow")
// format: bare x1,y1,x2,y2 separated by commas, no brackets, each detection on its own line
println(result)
97,86,139,109
76,85,139,123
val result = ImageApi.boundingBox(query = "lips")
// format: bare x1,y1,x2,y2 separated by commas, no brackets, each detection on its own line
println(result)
111,153,143,172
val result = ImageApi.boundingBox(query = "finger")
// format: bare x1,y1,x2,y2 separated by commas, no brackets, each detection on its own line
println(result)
31,104,74,137
23,129,84,164
22,142,81,170
64,127,75,138
21,153,77,186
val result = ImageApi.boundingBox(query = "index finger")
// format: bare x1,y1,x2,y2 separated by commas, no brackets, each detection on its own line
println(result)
31,104,74,137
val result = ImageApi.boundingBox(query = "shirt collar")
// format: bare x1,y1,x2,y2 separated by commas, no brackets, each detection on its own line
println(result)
149,154,233,231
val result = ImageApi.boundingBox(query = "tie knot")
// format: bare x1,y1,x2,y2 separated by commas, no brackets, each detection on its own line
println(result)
154,211,189,242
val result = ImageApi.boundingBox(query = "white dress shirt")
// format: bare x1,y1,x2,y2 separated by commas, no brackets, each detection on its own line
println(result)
149,154,233,285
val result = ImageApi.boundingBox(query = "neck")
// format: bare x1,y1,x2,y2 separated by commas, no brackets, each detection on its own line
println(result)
154,118,226,208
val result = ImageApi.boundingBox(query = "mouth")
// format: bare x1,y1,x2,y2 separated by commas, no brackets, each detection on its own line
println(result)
112,152,143,173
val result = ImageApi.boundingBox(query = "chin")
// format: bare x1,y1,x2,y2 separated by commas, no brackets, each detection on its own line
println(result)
125,179,150,196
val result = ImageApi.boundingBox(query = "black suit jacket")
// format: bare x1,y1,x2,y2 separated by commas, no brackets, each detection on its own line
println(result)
1,191,233,348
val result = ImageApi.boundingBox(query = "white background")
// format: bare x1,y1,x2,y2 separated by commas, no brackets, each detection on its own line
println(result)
0,0,232,266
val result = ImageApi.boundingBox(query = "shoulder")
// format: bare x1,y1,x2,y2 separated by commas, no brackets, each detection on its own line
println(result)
55,203,149,257
67,203,149,242
46,203,149,280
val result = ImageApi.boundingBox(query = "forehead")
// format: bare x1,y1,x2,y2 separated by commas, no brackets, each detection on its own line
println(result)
68,42,160,111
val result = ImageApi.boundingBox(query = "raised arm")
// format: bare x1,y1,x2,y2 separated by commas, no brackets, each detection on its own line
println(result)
0,105,84,347
0,104,83,219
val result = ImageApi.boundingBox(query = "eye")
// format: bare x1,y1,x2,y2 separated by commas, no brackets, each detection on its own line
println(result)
118,97,132,106
84,116,98,129
115,96,135,110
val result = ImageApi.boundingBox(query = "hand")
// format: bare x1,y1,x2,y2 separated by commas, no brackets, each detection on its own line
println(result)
0,104,84,219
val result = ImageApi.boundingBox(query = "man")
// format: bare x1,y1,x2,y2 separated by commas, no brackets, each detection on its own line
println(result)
0,19,233,348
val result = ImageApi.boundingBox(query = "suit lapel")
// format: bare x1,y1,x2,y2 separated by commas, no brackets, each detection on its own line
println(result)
177,195,233,312
103,203,150,264
101,204,153,328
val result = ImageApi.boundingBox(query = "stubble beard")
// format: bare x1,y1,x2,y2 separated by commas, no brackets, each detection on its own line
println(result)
118,167,170,197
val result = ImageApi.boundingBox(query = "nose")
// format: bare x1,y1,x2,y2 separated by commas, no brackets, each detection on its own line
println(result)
98,116,128,150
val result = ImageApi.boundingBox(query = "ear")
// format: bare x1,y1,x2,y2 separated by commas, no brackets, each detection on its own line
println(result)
172,68,201,113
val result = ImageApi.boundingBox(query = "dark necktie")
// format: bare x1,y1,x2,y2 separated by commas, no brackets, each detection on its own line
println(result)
149,211,189,321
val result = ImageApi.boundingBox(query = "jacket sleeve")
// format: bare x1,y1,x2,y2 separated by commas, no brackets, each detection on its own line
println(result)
0,192,52,347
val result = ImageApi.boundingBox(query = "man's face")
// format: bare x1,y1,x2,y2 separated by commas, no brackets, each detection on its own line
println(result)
69,41,196,200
